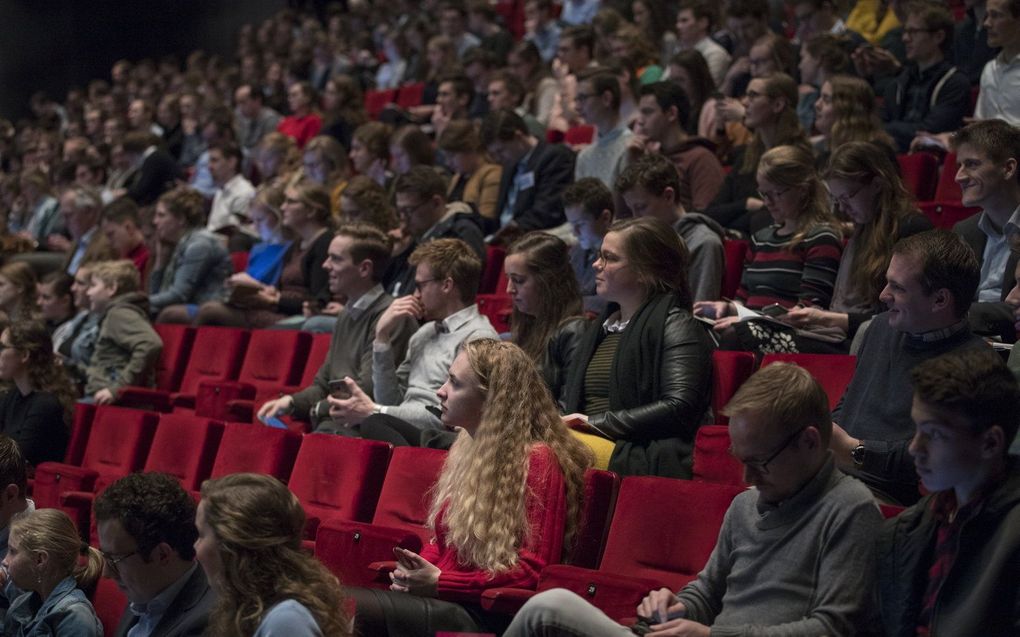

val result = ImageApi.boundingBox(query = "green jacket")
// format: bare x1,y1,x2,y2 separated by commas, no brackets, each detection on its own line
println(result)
85,292,163,396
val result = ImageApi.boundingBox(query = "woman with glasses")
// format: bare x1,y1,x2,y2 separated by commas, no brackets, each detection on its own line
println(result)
560,217,713,478
1,509,104,636
695,145,843,353
0,320,76,466
704,73,810,237
781,141,932,352
195,473,351,636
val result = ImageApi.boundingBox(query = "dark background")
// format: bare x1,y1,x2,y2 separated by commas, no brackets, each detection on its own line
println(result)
0,0,286,121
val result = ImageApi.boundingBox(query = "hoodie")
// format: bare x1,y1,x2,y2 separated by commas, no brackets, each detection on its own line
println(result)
85,292,163,395
674,212,726,303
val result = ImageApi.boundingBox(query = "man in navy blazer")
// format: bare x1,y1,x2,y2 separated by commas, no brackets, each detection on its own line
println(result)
481,108,575,243
95,473,214,637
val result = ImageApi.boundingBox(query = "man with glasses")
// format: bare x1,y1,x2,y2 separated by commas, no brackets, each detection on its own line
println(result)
95,472,213,637
383,166,486,298
830,230,990,505
504,363,882,637
328,238,497,441
573,69,632,189
880,2,970,152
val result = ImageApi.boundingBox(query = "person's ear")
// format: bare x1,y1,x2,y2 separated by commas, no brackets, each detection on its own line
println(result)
980,425,1006,460
770,97,786,116
597,208,614,226
1,483,18,504
662,187,677,205
802,426,822,450
357,258,373,278
152,541,174,564
931,287,952,313
1002,157,1017,183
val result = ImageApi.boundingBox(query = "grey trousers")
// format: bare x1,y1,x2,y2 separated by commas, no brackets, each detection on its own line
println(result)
502,589,635,637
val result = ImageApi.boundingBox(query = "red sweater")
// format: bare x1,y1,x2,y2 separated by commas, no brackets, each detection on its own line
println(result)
277,113,323,149
420,444,568,602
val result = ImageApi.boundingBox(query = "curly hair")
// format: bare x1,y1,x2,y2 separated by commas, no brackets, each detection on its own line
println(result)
200,473,351,637
340,176,398,231
10,509,104,592
94,472,198,561
157,186,206,227
506,233,583,361
0,262,38,320
825,75,894,150
323,74,367,130
3,320,77,426
427,340,593,571
757,145,838,249
740,73,809,175
303,135,350,187
824,141,920,303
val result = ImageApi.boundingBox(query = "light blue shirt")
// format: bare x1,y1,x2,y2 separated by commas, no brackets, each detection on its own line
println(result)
127,563,198,637
67,227,98,276
4,576,101,637
975,205,1020,302
253,599,322,637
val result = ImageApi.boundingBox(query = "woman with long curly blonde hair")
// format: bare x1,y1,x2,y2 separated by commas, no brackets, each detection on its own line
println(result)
349,339,593,636
781,141,933,351
195,472,351,637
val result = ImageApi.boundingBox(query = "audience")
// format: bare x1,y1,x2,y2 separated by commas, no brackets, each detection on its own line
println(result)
0,321,74,466
206,140,256,249
878,348,1020,636
506,362,882,636
197,473,351,636
437,120,503,223
95,472,214,637
57,185,115,276
349,338,593,636
561,217,713,477
36,272,75,336
673,0,732,86
99,197,150,281
573,69,632,187
0,263,38,325
1,509,104,636
277,81,323,149
562,177,614,312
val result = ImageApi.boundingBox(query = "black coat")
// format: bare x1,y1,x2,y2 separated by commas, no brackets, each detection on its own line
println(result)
492,141,575,234
954,213,1019,343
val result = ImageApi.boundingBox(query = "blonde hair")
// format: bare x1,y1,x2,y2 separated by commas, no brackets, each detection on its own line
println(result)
200,473,351,637
757,145,838,249
722,362,831,444
826,75,894,150
10,509,104,591
285,177,333,227
427,340,593,572
89,259,140,294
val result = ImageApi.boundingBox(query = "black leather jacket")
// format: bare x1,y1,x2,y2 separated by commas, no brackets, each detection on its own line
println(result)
543,316,589,404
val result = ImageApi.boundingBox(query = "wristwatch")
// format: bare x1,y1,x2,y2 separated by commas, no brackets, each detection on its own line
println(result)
851,444,866,467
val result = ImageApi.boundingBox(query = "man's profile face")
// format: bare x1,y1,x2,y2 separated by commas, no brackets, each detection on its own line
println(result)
879,253,942,334
729,413,815,504
908,396,990,495
97,518,164,604
954,143,1014,209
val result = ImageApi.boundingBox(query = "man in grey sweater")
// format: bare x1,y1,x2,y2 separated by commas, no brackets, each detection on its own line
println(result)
504,363,882,637
616,153,724,302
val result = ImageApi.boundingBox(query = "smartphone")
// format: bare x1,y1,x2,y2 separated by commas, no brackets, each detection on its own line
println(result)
328,379,352,399
259,414,288,429
761,303,788,318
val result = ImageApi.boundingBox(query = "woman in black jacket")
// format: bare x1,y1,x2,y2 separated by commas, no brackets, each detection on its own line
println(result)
560,217,714,478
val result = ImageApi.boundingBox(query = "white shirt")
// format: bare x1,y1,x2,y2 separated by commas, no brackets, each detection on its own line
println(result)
693,37,733,88
975,51,1020,125
208,173,256,234
976,204,1020,302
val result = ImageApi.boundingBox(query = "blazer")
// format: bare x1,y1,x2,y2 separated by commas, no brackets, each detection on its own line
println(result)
493,141,575,234
954,213,1019,342
448,162,503,222
114,565,214,637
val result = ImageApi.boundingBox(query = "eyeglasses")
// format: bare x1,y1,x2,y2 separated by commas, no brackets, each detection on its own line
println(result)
828,181,869,207
396,200,431,218
574,93,595,102
101,550,137,574
757,186,791,202
414,278,440,289
734,426,808,475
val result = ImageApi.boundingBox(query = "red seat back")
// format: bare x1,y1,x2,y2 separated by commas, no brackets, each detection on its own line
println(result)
711,351,756,424
230,251,249,273
760,353,857,410
153,324,196,391
238,330,312,388
66,402,97,465
933,152,963,202
289,434,393,527
396,82,426,109
564,124,595,146
364,89,397,119
693,425,747,486
721,239,748,300
178,327,250,395
144,415,224,491
301,332,334,387
897,153,939,201
572,469,620,569
919,201,980,230
476,294,513,333
91,577,128,636
479,245,507,295
80,406,159,483
371,446,448,532
209,423,302,482
599,477,744,588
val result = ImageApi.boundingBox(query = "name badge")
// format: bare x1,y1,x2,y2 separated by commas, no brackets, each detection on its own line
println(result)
515,171,535,191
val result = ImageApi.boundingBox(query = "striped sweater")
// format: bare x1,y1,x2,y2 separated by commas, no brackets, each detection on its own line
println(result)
736,224,843,309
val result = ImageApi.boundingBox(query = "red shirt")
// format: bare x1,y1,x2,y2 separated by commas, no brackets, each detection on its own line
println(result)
277,113,323,149
127,242,150,286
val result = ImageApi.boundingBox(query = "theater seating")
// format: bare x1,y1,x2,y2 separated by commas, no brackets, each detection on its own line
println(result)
693,425,746,487
721,240,749,300
205,422,303,485
91,577,129,636
142,414,224,491
897,153,939,202
571,469,620,569
760,353,857,410
711,350,756,424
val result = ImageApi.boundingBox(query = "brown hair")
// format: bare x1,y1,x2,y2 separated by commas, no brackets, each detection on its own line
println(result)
408,238,482,304
157,186,206,227
341,176,398,231
740,73,808,174
607,217,692,308
723,362,832,444
89,260,141,294
757,145,837,249
891,229,980,319
10,509,104,592
335,223,393,282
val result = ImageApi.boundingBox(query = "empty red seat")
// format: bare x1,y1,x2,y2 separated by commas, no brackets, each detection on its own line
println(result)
288,434,392,538
476,294,513,333
396,82,426,109
91,577,129,636
711,350,756,424
302,332,333,386
897,153,939,202
195,330,311,421
693,425,746,487
479,245,507,295
760,353,857,410
118,326,250,412
143,414,224,491
364,89,397,119
206,423,302,484
34,406,159,528
481,477,744,620
571,469,620,569
919,201,979,230
316,446,448,588
116,324,196,411
66,402,97,465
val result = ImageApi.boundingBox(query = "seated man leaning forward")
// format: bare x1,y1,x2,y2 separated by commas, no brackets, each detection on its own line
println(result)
878,348,1020,637
504,362,882,637
95,472,214,637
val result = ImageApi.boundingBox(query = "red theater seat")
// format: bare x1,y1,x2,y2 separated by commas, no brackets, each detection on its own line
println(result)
711,351,755,424
693,425,746,487
143,414,224,491
571,469,620,569
760,353,857,410
206,423,302,484
721,240,748,300
91,577,129,636
897,153,939,202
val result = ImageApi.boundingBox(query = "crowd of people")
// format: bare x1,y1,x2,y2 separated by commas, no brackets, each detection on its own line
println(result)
0,0,1018,634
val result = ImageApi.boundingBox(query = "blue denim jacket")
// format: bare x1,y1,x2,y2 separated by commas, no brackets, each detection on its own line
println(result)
4,576,102,636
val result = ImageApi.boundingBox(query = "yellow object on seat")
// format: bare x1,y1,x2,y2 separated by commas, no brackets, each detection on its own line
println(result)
570,430,615,470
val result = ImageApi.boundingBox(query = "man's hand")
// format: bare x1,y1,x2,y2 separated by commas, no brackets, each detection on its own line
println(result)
390,547,441,597
637,588,681,626
46,234,72,252
375,296,423,343
715,97,746,124
94,388,115,405
830,422,861,470
647,618,710,636
326,377,376,425
257,395,293,421
693,300,734,320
